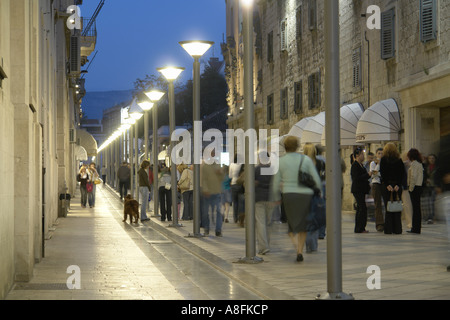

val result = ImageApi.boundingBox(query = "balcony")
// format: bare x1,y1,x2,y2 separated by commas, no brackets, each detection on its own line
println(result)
80,17,97,66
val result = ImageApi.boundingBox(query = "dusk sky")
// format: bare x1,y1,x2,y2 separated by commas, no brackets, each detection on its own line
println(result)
80,0,226,92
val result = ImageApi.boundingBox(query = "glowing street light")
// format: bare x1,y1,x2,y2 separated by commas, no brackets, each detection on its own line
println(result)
158,66,184,227
179,40,214,237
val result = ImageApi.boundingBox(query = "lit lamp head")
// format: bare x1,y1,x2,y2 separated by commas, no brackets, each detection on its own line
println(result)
128,99,144,120
179,40,214,58
138,101,154,111
241,0,254,7
157,66,185,81
144,90,165,103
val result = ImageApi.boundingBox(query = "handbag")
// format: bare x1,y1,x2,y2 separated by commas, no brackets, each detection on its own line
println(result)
86,182,93,193
94,178,102,185
307,194,326,232
387,191,403,212
165,183,171,190
298,155,317,190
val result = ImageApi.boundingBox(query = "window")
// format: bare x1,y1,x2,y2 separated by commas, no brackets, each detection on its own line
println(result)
267,31,274,62
352,47,362,89
420,0,437,43
296,6,302,40
294,81,302,114
280,19,287,51
267,94,274,124
280,88,288,119
381,8,395,60
308,71,321,109
308,0,317,31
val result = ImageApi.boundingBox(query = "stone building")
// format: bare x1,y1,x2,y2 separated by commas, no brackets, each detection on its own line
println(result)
222,0,450,210
0,0,97,299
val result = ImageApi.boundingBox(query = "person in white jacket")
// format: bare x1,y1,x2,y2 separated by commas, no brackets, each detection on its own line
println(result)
407,148,424,234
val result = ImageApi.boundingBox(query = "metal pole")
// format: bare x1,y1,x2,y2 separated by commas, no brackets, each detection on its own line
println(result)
152,102,159,217
238,2,261,264
130,126,134,198
144,110,149,160
192,57,201,236
135,121,139,201
168,81,181,227
318,0,353,300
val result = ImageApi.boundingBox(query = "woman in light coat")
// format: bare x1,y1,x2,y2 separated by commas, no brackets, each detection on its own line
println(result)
407,148,424,234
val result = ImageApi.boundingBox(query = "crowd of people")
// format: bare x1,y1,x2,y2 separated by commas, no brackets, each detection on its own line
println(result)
75,135,449,267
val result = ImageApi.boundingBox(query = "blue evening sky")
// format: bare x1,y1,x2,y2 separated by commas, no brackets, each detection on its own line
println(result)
80,0,226,92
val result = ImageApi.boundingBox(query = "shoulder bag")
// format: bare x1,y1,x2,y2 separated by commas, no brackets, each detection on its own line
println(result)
298,155,317,190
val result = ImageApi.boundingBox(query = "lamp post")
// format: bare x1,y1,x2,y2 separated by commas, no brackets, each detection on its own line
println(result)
318,0,354,300
237,0,261,264
179,40,214,237
138,100,154,161
145,90,166,217
129,99,144,200
158,66,184,227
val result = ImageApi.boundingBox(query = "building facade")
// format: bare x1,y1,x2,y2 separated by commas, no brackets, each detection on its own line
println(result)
222,0,450,209
0,0,97,299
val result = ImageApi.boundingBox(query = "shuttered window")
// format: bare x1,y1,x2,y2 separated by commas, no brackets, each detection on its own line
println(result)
308,0,317,31
280,19,287,51
420,0,437,43
296,7,302,40
352,47,362,89
294,81,302,114
381,8,395,60
267,94,274,125
308,71,321,109
267,31,274,62
280,88,288,119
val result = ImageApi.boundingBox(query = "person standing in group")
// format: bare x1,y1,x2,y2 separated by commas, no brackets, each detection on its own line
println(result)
423,154,438,224
159,163,172,222
221,165,232,223
88,163,99,207
101,165,107,185
138,160,152,222
254,153,274,255
272,136,321,262
380,142,406,235
370,148,384,232
229,154,244,224
200,151,225,237
407,148,424,234
351,147,372,233
77,166,90,208
178,164,193,220
117,161,131,201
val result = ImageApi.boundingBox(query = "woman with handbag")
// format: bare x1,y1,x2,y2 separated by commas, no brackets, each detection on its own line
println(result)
407,148,424,234
380,143,406,234
77,166,90,208
271,136,321,262
351,147,372,233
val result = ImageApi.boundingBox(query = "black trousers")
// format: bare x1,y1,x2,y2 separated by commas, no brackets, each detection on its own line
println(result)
353,192,367,233
119,181,129,199
382,187,403,234
159,186,172,221
409,186,423,233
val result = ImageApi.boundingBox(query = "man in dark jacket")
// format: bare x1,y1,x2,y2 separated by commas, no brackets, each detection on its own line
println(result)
117,162,131,200
255,154,274,255
351,148,372,233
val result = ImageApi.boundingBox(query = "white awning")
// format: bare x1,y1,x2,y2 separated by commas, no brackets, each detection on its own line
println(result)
75,145,88,161
356,99,401,143
76,128,98,156
158,150,167,161
288,117,313,139
321,103,365,146
301,112,325,145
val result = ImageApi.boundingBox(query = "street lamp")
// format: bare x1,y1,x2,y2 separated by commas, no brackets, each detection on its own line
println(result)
144,89,166,216
179,40,214,237
138,100,154,161
158,66,184,227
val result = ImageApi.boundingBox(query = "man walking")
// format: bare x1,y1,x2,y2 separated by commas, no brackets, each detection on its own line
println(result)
117,161,131,200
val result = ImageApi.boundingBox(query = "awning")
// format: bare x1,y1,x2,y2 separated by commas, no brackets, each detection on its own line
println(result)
75,145,88,161
158,150,167,161
355,99,401,143
76,128,98,156
321,103,365,146
301,112,325,145
288,117,313,139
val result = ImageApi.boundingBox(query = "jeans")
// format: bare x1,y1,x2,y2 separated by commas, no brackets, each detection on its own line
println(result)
139,186,149,220
80,186,87,207
201,194,223,233
255,201,273,253
231,184,244,222
306,229,319,252
182,190,193,220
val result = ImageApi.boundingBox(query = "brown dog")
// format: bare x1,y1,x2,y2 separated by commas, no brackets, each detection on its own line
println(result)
123,194,139,224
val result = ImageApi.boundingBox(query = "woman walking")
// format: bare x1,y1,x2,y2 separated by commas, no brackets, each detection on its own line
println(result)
138,160,151,222
351,147,372,233
178,164,193,220
77,166,91,208
380,143,406,234
407,148,424,234
272,136,321,262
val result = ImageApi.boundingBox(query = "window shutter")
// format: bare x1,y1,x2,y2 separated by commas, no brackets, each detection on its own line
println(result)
352,47,362,89
294,81,302,114
296,7,302,40
280,88,288,119
308,0,317,31
420,0,437,43
280,20,287,51
267,94,274,125
308,71,321,109
267,31,274,62
381,8,395,60
70,35,80,74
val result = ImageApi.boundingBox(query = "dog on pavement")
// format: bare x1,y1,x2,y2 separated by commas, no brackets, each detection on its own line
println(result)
123,194,139,224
